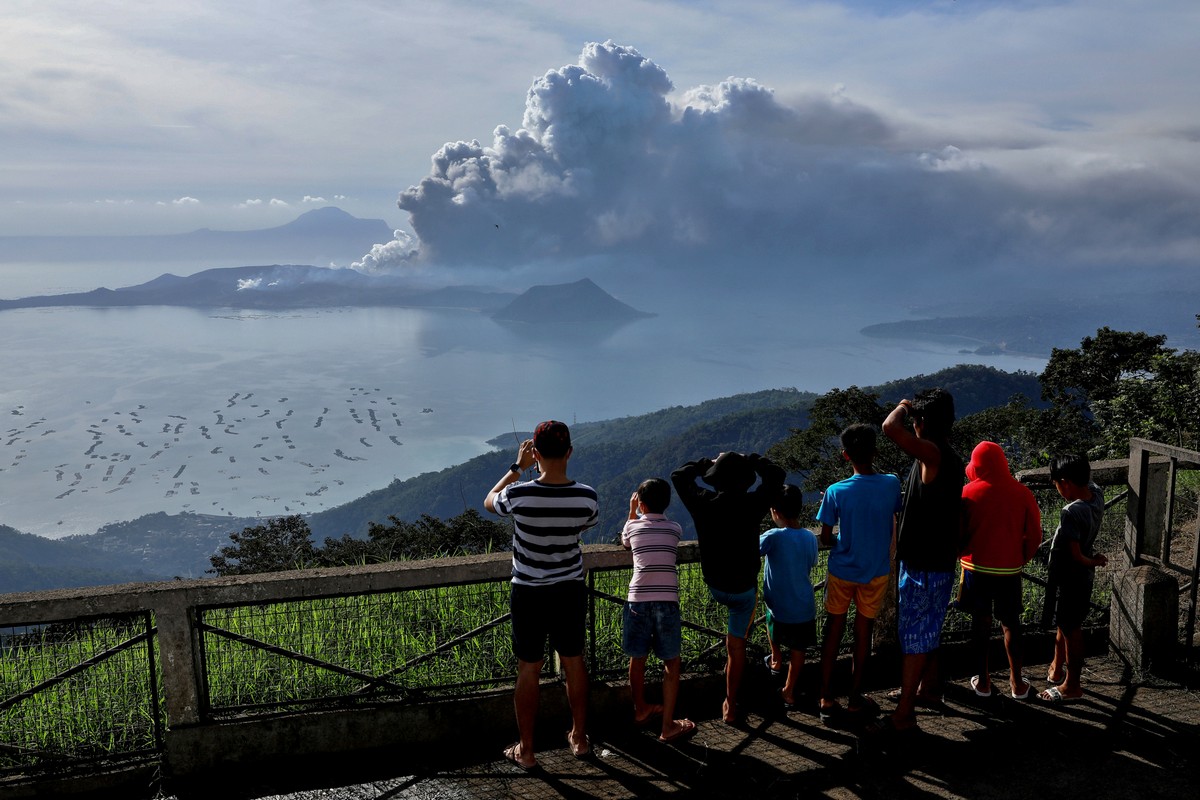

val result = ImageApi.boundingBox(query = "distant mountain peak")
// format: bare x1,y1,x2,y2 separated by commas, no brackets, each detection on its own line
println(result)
492,278,653,323
275,206,390,234
0,207,395,265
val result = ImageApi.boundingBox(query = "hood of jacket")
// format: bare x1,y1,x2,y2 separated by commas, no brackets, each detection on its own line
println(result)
966,441,1011,484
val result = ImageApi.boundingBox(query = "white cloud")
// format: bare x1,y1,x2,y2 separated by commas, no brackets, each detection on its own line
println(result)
172,196,200,205
0,1,1197,251
302,195,326,203
372,39,1200,277
268,198,290,207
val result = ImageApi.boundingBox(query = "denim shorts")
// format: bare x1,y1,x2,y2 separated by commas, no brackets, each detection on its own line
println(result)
897,563,954,655
622,601,682,660
708,586,759,639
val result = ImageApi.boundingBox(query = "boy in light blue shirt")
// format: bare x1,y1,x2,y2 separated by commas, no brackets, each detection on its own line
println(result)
815,424,903,720
759,484,819,709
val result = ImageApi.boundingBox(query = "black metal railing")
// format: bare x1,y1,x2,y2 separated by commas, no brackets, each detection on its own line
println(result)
0,611,162,778
195,581,518,717
192,558,743,719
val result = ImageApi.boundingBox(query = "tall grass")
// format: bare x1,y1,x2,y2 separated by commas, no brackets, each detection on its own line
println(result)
0,615,160,774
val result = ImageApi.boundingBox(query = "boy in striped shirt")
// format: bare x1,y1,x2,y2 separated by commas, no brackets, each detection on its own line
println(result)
486,420,599,770
621,478,696,744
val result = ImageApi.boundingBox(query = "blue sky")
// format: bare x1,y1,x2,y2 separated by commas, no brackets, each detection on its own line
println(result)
2,0,1197,283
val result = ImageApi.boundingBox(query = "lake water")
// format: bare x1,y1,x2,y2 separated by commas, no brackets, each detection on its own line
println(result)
0,261,1043,538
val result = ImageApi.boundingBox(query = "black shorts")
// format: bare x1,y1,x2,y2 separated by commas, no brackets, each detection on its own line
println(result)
766,609,816,652
510,579,587,663
959,570,1023,628
1043,576,1092,632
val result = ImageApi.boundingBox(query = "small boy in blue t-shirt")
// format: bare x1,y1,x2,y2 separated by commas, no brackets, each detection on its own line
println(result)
759,484,819,709
815,423,903,720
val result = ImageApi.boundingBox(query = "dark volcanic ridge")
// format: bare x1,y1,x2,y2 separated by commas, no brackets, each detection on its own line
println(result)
491,278,653,324
0,268,652,323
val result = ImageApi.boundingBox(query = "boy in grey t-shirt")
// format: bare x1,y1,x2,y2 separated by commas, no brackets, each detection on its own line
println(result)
1040,454,1107,703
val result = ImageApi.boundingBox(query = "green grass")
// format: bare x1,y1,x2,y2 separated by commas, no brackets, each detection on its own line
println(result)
0,616,161,773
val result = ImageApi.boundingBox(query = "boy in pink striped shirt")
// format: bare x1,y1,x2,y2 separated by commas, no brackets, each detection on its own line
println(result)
621,478,696,744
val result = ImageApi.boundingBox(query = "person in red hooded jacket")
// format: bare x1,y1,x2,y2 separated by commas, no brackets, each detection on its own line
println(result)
959,441,1043,700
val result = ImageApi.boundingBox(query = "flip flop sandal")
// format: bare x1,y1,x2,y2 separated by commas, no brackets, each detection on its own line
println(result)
1039,686,1082,703
567,732,591,758
503,743,538,772
658,718,697,744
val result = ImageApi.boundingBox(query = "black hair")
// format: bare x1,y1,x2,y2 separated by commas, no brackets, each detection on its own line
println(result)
1050,453,1091,487
840,423,878,464
911,388,955,439
637,477,672,514
532,420,572,459
771,484,804,520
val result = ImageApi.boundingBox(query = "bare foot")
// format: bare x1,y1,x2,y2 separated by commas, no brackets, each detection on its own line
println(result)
889,712,919,731
634,703,664,726
1047,666,1066,683
722,697,738,724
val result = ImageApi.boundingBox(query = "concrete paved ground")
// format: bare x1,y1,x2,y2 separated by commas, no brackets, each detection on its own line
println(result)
195,651,1200,800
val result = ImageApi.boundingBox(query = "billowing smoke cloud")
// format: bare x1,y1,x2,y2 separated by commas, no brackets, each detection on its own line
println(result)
352,229,419,274
362,41,1200,278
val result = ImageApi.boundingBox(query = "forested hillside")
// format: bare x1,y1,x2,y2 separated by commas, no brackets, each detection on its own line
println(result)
308,365,1042,544
0,524,158,592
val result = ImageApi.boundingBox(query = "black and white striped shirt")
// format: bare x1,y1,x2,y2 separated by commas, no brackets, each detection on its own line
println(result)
494,479,600,586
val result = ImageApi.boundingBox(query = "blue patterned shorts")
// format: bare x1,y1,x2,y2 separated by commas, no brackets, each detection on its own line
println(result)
897,564,954,655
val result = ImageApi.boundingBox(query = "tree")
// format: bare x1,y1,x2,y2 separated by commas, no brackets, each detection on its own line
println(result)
1039,327,1169,409
1149,350,1200,449
211,510,513,576
952,395,1044,472
208,515,316,576
1037,327,1200,458
768,387,907,524
357,509,511,562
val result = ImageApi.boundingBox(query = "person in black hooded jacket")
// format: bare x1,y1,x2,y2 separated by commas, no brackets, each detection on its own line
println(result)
672,451,784,723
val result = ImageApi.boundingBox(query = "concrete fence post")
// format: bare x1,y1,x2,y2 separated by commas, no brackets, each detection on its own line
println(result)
1109,564,1178,676
154,593,203,728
